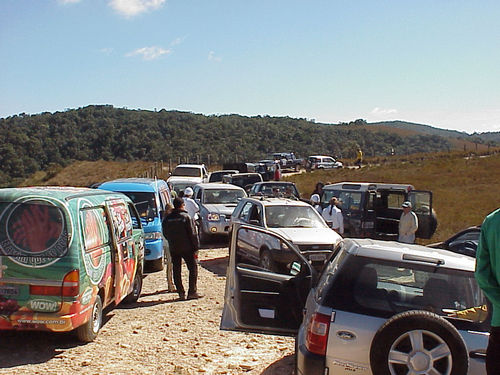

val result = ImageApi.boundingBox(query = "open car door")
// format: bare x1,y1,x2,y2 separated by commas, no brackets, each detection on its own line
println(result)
409,190,436,239
220,224,316,336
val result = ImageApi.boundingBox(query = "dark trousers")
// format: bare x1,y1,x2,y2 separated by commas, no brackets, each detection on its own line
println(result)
487,326,500,374
171,252,197,296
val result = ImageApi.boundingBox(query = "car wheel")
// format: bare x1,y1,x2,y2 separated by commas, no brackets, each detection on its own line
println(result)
259,249,276,272
76,295,103,342
370,310,468,375
149,257,164,272
125,271,143,303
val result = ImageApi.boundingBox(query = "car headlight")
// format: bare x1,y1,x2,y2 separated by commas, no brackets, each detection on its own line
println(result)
144,231,163,240
207,213,220,221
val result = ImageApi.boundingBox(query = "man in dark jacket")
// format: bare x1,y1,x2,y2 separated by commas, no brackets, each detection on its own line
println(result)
162,197,202,300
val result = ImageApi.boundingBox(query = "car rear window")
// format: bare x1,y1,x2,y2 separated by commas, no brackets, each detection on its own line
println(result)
0,201,69,258
172,167,202,177
320,255,489,329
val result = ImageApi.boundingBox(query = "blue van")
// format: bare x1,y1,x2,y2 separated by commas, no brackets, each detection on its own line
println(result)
98,178,172,271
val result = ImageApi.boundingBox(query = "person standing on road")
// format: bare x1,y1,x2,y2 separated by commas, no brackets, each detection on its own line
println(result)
355,148,363,168
310,194,323,215
162,197,202,301
475,208,500,375
183,187,199,220
398,201,418,243
322,197,344,235
273,162,281,181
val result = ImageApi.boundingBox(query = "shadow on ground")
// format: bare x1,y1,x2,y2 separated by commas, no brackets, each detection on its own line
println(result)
260,354,295,375
200,256,228,277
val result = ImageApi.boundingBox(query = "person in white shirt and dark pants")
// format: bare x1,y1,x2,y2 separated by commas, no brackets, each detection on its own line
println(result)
322,197,344,235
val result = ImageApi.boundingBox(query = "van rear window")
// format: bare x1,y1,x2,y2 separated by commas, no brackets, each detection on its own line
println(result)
0,201,68,259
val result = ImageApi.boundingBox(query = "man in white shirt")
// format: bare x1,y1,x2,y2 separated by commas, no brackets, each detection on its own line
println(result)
183,187,199,220
398,201,418,243
322,197,344,235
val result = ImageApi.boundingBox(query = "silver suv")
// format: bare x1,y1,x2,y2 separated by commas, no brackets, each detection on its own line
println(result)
221,225,488,375
230,197,342,272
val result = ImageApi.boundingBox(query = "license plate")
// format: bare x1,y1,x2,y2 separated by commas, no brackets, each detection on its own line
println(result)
0,286,19,296
309,254,326,262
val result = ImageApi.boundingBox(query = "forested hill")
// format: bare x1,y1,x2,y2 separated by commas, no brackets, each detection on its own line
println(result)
0,105,475,186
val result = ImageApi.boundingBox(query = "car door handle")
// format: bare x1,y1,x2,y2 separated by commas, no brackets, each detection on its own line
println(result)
469,350,486,360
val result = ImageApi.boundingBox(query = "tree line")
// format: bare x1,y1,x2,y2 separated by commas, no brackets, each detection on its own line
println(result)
0,105,453,187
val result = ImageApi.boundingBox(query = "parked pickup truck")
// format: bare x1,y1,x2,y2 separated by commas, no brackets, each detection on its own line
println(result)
271,152,303,171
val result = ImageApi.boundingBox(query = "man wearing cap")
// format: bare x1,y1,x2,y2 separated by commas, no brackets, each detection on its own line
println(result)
162,197,202,300
398,201,418,243
183,187,199,220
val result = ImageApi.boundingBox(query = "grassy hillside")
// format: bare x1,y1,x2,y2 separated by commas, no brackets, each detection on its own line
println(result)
23,151,500,243
287,151,500,243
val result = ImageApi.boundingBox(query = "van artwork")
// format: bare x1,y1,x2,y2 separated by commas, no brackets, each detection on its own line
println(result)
0,187,145,342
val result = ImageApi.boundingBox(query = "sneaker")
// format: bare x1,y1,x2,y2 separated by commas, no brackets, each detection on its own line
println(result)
186,292,204,300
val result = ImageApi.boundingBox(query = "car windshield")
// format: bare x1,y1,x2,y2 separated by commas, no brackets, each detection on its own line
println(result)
170,183,192,195
203,189,245,204
265,205,326,228
172,167,202,177
253,183,299,197
122,192,157,220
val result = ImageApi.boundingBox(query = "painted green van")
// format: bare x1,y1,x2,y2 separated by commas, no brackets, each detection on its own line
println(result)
0,187,144,342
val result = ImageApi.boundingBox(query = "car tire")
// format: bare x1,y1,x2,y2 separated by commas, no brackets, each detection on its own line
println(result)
369,310,468,375
259,249,276,272
149,257,164,272
76,295,103,342
125,272,143,303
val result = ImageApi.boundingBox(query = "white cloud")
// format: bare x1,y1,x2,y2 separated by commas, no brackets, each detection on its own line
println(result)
99,47,114,55
126,46,171,60
208,51,222,62
58,0,82,4
109,0,165,18
371,107,398,116
170,36,186,47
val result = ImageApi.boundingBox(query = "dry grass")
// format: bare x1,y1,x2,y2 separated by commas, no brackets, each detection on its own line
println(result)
287,151,500,243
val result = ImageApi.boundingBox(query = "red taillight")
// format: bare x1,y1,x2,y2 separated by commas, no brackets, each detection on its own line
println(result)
29,270,79,297
306,313,330,356
62,270,79,297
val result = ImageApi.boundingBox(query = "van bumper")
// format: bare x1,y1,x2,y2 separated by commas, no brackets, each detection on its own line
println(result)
145,239,163,261
1,310,82,333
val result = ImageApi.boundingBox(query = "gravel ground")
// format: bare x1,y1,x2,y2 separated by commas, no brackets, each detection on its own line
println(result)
0,242,295,375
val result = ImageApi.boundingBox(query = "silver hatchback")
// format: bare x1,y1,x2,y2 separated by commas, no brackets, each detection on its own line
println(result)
221,225,488,375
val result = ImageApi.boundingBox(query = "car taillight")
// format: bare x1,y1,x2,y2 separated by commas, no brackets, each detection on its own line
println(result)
29,269,80,297
62,270,79,297
306,312,330,356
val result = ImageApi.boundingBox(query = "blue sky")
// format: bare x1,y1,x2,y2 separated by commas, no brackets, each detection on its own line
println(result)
1,0,499,133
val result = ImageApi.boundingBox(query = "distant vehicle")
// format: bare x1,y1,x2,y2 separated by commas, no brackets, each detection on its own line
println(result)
98,178,172,271
305,155,343,170
321,182,437,240
222,173,263,192
0,187,145,342
222,230,488,375
208,170,239,183
428,226,480,257
230,197,341,272
167,164,209,190
271,152,303,171
248,181,301,199
192,183,247,242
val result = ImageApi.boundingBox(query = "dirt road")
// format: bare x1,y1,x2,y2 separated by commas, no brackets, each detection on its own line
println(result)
0,244,295,375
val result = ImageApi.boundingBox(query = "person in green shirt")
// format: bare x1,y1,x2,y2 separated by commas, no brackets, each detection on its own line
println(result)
475,208,500,374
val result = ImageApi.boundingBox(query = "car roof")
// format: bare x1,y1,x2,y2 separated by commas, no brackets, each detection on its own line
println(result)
98,178,167,193
308,155,333,158
345,238,475,272
241,196,309,207
211,170,239,173
175,164,205,168
253,181,296,186
195,183,245,190
323,182,414,192
0,186,127,202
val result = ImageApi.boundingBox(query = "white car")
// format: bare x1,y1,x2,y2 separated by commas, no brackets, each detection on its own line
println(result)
230,197,342,272
222,228,489,375
306,155,343,170
167,164,209,193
